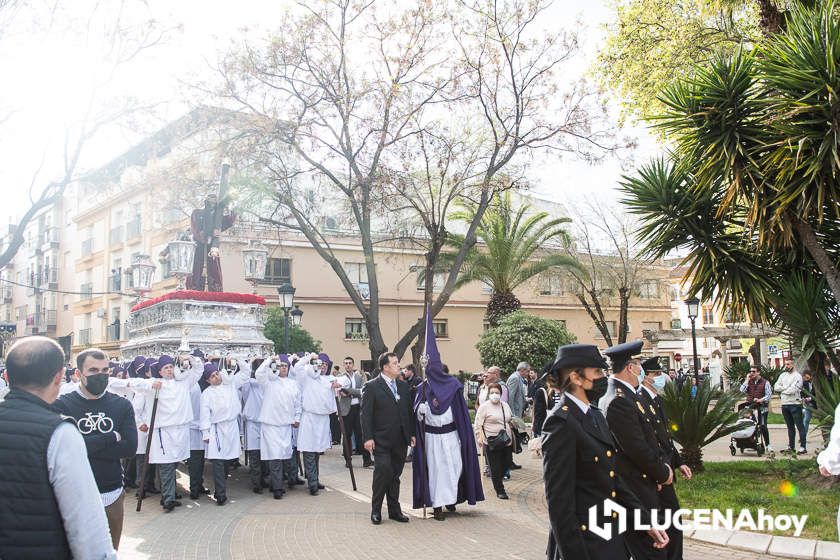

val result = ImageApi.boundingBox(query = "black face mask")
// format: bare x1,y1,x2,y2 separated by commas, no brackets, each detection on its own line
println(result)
84,373,109,396
583,376,608,402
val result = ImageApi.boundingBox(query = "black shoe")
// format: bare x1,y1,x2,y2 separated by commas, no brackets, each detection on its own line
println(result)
445,504,457,512
433,507,445,521
371,512,382,525
309,488,319,496
363,461,374,468
163,501,176,512
388,513,410,522
202,487,211,495
216,496,227,506
294,477,306,485
175,493,183,499
497,492,509,500
274,491,283,499
510,463,522,470
189,491,200,500
317,483,325,490
252,487,263,494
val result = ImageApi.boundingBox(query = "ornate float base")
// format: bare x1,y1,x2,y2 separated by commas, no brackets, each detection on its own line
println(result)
121,291,274,358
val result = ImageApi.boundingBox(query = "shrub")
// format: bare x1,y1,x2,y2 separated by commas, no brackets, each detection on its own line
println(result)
475,310,575,376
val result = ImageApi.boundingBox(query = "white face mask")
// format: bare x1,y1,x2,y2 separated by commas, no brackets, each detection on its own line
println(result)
489,393,501,403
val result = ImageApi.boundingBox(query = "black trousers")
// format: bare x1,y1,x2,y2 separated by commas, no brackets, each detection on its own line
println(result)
330,413,341,443
486,445,512,494
342,405,371,463
371,445,407,515
188,449,205,495
658,483,683,560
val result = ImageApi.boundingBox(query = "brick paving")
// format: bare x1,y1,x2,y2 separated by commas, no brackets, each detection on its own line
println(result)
119,449,791,559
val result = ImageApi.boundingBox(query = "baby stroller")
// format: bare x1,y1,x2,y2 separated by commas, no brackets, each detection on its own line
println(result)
729,402,766,456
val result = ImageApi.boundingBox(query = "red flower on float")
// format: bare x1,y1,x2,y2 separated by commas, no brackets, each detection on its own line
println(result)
131,290,267,312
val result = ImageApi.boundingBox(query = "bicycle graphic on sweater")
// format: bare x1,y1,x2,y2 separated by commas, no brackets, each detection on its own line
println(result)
76,412,114,434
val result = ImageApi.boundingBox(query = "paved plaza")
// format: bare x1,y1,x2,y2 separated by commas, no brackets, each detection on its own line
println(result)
119,446,791,559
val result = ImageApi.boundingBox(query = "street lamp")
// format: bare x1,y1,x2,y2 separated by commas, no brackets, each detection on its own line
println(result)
290,305,303,327
242,240,269,294
277,283,296,353
685,296,700,385
130,254,157,299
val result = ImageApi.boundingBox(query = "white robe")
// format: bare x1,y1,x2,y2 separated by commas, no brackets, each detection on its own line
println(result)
241,378,264,451
133,392,151,455
200,373,246,460
189,384,206,452
130,360,203,464
256,361,302,460
293,361,337,453
420,406,462,508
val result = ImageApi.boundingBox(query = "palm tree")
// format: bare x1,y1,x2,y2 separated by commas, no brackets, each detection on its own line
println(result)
660,379,743,472
443,193,584,326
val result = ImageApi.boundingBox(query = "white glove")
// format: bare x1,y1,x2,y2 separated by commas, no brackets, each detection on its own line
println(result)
417,402,429,418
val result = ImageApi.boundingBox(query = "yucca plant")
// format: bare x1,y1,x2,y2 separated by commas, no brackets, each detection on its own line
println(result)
660,378,743,472
808,375,840,445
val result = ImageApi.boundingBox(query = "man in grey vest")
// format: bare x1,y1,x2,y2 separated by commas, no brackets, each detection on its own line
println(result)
338,356,373,468
0,336,115,559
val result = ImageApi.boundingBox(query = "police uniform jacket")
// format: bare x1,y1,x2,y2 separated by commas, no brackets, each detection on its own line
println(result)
542,394,651,560
606,381,671,510
637,388,684,471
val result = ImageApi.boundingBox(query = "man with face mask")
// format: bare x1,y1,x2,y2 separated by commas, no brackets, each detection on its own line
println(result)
54,348,138,550
602,341,674,560
637,357,692,560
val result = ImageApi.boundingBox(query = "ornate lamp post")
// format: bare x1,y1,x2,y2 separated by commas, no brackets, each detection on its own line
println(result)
167,238,196,291
290,305,303,327
130,254,157,300
277,283,296,353
685,296,701,385
242,240,269,294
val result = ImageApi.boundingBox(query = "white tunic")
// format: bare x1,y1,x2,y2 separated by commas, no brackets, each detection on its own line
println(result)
256,360,302,460
419,406,462,507
189,384,206,452
200,376,244,460
130,360,203,464
241,378,264,451
293,361,337,453
133,392,151,454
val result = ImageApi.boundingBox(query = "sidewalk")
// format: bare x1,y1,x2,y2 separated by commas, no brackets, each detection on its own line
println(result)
118,447,796,559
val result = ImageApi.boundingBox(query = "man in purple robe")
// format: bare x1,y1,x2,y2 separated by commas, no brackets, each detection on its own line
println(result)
412,307,484,520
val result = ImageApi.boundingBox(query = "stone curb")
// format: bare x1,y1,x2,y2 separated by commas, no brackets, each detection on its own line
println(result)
688,527,840,560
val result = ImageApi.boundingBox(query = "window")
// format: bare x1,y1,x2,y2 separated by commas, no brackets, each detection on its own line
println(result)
539,273,565,296
636,280,660,299
481,281,493,295
417,271,446,292
641,321,662,333
723,309,745,323
602,321,616,337
345,318,368,340
344,262,368,284
432,319,448,338
483,319,491,332
264,258,291,285
702,307,715,325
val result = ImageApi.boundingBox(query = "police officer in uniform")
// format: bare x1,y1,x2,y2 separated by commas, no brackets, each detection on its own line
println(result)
638,356,692,560
602,341,674,560
542,344,668,560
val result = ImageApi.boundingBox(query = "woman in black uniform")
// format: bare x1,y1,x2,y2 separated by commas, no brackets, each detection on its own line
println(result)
541,344,668,560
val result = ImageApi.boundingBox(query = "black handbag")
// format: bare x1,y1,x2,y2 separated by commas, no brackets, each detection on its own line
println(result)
484,405,512,450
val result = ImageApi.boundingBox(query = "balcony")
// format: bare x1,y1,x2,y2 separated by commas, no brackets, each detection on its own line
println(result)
36,268,58,290
78,328,92,346
108,274,122,292
126,217,141,240
43,309,57,326
40,227,60,247
106,322,121,342
1,286,11,303
80,238,94,257
109,226,124,246
79,283,93,301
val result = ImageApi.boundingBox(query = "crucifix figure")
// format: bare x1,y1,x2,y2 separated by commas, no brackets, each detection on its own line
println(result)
186,163,236,292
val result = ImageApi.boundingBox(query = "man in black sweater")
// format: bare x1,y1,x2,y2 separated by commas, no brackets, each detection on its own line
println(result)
54,348,136,551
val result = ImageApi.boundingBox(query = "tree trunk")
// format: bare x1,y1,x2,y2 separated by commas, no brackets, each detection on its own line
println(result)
487,290,521,326
680,445,705,473
794,220,840,308
618,287,630,344
757,0,784,36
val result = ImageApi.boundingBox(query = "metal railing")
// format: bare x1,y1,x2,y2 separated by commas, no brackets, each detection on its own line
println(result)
108,274,122,292
41,227,59,246
106,322,121,342
44,310,57,326
79,328,91,346
79,283,93,300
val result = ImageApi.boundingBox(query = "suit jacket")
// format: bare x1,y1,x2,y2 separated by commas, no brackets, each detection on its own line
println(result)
507,372,526,417
361,374,415,450
542,395,650,560
337,371,365,416
606,382,671,510
637,389,685,470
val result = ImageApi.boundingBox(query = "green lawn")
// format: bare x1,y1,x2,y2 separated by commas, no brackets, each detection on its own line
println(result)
767,411,785,424
676,460,837,541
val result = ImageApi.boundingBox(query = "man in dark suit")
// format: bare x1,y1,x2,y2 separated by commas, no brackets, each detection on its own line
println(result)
361,352,416,525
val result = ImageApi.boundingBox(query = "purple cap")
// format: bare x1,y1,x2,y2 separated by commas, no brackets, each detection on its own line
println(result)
127,355,146,378
191,348,205,360
157,355,174,368
278,353,290,365
202,362,219,382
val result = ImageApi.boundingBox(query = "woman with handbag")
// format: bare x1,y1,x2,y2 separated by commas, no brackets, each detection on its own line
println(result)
474,382,513,499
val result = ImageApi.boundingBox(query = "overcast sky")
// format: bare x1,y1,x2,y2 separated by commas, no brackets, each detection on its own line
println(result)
0,0,659,224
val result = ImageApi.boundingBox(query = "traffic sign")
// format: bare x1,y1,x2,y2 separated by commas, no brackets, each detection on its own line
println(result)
674,353,682,362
